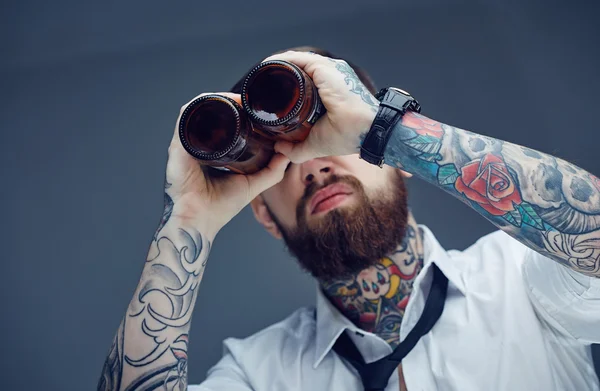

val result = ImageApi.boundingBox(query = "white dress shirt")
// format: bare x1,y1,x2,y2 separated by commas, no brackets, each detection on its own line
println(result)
190,226,600,391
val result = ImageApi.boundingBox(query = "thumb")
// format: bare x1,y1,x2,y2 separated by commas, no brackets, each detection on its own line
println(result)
246,153,290,197
274,140,315,164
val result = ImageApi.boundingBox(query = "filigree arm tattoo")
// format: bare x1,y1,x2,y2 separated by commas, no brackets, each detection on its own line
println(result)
98,188,211,390
330,59,379,112
383,112,600,278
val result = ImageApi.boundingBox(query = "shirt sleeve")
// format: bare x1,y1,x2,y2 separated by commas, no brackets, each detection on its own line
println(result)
188,352,254,391
522,248,600,344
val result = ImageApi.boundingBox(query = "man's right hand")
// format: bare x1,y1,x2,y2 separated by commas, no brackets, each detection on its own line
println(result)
165,92,290,238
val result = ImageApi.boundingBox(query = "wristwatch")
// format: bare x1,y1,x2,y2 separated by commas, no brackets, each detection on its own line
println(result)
359,87,421,167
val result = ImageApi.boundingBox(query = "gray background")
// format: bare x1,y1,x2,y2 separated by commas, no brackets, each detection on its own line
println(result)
1,0,598,389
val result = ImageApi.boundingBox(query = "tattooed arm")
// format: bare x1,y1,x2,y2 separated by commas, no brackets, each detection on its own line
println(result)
97,94,290,390
381,112,600,278
98,191,213,391
253,51,600,277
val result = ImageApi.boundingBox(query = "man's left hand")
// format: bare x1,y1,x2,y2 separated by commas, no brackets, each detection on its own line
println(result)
262,51,380,163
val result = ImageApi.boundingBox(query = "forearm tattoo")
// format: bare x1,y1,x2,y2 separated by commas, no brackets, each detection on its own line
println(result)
383,112,600,277
98,187,211,390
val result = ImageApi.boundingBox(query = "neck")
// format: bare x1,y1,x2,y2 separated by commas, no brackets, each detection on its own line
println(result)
320,214,424,348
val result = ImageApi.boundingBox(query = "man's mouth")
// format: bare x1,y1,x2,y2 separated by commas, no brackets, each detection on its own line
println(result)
309,183,354,215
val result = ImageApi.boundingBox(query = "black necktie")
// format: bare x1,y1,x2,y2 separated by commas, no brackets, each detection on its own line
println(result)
332,263,449,391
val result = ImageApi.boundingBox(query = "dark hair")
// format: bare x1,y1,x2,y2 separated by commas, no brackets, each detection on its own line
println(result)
229,45,377,95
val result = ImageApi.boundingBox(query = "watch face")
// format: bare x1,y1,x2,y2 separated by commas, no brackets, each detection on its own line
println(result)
389,87,411,96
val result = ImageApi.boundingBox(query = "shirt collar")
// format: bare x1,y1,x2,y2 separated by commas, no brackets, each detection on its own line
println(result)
312,224,466,368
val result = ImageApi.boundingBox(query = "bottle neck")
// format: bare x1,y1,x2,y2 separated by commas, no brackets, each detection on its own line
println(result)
179,95,250,163
242,60,307,128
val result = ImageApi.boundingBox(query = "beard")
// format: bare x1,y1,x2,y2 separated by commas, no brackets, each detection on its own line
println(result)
270,171,409,281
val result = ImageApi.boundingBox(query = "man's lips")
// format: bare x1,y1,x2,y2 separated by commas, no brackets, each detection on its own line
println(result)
309,183,354,215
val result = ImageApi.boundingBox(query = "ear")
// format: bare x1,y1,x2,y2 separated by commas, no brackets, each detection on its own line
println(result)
250,195,283,240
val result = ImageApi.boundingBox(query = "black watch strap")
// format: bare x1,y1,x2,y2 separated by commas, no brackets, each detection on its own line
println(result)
360,87,421,167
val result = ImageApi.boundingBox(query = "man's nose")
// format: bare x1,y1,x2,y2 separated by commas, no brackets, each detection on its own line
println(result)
299,158,335,186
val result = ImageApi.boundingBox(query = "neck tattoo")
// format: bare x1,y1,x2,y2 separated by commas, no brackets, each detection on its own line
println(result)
321,219,424,348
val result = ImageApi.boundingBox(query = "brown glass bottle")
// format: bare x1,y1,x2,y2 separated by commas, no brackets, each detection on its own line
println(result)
241,60,325,142
178,94,275,174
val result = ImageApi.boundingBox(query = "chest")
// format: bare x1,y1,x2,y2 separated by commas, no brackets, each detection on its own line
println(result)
244,282,591,391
